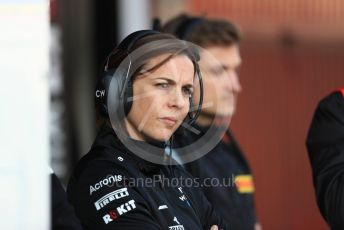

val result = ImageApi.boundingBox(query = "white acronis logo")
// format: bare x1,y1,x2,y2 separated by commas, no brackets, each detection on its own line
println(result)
94,188,129,210
90,175,122,195
102,200,136,224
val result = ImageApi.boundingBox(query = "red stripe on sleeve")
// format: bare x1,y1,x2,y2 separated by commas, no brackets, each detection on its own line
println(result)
340,88,344,97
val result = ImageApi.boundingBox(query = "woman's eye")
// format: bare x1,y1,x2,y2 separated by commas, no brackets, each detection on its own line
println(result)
182,87,193,97
156,83,169,89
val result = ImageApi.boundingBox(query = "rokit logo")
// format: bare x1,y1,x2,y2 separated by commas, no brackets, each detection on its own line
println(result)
169,225,185,230
168,216,184,230
94,188,129,210
90,175,122,195
102,200,136,224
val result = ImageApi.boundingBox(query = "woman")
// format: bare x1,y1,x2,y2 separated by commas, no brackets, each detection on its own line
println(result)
67,30,228,230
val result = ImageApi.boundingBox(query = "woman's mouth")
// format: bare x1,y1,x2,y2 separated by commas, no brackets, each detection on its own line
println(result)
160,117,177,126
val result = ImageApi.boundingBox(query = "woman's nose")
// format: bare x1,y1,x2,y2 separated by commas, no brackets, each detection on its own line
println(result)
168,88,188,109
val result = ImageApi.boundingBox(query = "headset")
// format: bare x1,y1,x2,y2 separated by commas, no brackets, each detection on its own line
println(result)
94,29,204,126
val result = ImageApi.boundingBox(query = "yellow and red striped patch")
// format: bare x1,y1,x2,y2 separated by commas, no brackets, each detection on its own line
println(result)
235,175,255,194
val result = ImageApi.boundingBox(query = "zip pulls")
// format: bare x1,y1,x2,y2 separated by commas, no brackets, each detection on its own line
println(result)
163,137,173,164
162,135,177,178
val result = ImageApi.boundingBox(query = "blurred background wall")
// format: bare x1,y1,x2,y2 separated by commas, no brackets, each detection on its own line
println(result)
50,0,344,229
183,1,344,229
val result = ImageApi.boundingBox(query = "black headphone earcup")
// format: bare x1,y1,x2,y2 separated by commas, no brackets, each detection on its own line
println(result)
105,69,127,121
95,71,113,117
96,30,161,118
101,104,108,117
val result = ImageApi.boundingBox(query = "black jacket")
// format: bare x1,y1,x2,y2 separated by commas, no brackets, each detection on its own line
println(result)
67,125,228,230
306,89,344,230
51,173,83,230
175,124,257,230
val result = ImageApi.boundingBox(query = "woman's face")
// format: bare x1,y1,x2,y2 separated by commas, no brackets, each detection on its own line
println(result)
124,54,195,142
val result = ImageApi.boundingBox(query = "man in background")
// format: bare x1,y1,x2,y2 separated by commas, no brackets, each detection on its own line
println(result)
162,15,262,230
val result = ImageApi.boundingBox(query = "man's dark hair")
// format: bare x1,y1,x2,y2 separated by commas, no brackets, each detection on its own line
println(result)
162,14,241,47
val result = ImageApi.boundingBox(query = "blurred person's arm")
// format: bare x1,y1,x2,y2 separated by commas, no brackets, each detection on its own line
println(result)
306,88,344,229
51,173,83,230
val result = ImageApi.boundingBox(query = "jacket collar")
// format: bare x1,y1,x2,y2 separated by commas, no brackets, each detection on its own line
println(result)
92,124,173,175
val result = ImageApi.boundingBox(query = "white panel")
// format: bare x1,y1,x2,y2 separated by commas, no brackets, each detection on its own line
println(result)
118,0,152,40
0,1,49,230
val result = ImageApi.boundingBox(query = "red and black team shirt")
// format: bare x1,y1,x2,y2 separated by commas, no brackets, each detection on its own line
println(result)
174,123,257,230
